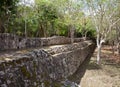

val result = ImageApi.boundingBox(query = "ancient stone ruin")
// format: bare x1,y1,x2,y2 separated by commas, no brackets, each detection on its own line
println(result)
0,33,84,50
0,33,95,87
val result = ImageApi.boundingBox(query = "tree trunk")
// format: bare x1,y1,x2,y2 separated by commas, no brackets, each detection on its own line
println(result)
50,21,55,36
24,20,27,38
96,38,105,64
84,31,88,40
96,33,102,64
0,20,5,33
117,43,120,55
97,45,101,64
117,27,120,55
44,22,48,37
111,40,115,55
70,25,75,44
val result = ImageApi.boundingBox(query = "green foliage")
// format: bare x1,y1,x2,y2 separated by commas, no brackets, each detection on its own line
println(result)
76,16,96,38
0,0,97,38
35,0,59,37
0,0,19,15
0,0,19,33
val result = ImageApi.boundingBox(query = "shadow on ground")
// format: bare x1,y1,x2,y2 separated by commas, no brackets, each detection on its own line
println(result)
66,48,120,87
67,53,102,85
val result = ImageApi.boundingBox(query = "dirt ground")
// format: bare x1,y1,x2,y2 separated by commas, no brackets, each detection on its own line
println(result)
68,45,120,87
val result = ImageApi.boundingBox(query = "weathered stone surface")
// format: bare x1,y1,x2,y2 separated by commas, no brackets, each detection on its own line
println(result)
0,33,19,50
0,33,84,50
0,40,95,87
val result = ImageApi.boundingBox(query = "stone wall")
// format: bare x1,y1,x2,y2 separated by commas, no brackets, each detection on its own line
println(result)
0,33,19,50
0,41,95,87
0,33,84,50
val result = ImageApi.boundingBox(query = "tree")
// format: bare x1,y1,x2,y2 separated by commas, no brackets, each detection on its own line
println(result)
0,0,19,33
35,0,59,37
83,0,120,64
115,2,120,55
76,16,96,39
53,0,83,43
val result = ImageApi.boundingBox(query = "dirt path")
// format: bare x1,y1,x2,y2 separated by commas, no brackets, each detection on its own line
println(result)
80,57,120,87
68,46,120,87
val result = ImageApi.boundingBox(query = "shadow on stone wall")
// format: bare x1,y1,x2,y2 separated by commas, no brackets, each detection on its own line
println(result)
67,56,92,84
67,44,96,85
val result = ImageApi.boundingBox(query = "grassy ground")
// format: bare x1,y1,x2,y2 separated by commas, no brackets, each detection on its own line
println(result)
68,46,120,87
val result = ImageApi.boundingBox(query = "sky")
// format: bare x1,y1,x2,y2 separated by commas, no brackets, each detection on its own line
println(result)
19,0,35,6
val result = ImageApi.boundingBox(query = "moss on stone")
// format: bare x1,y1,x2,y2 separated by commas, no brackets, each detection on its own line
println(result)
32,71,37,79
20,66,31,79
44,81,51,87
0,63,5,70
33,61,37,69
53,82,62,87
